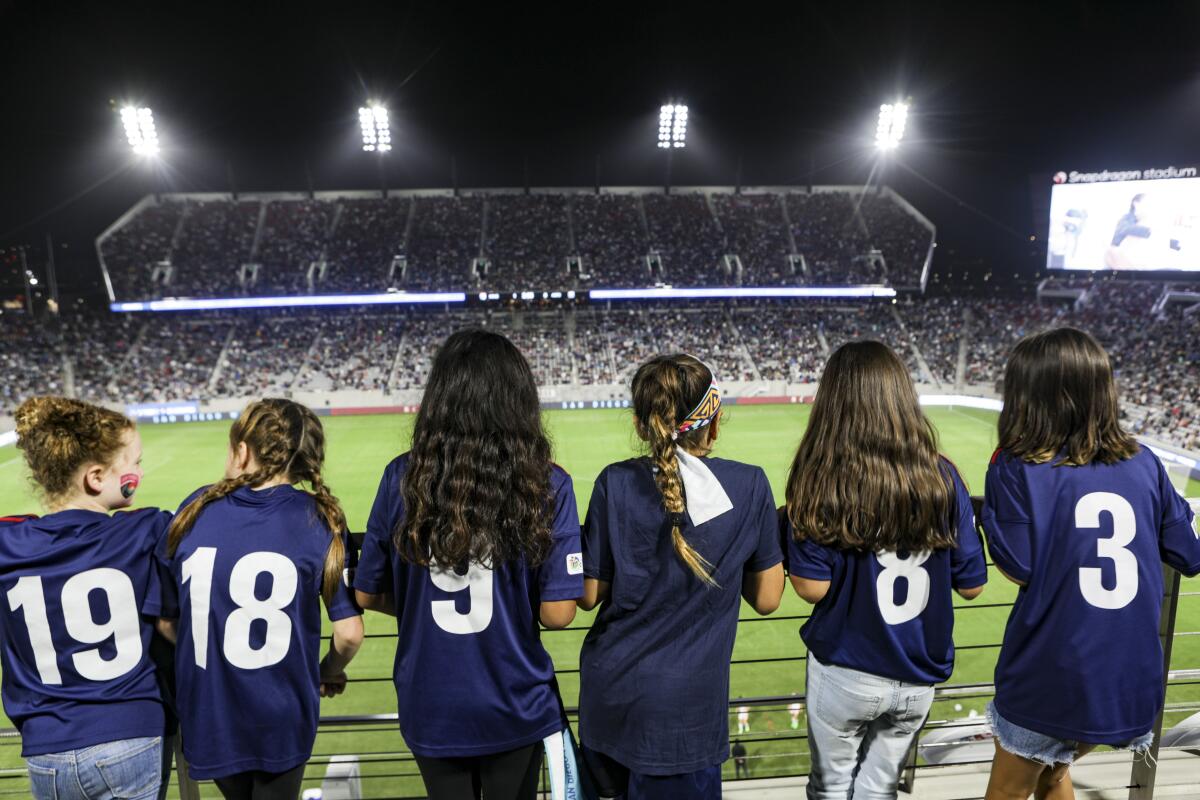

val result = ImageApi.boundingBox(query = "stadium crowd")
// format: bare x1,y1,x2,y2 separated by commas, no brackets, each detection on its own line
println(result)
99,189,934,298
27,200,1200,457
170,200,259,297
483,194,572,291
4,287,1200,451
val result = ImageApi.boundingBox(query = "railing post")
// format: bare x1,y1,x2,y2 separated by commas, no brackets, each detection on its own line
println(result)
1128,565,1181,800
899,721,920,794
174,736,203,800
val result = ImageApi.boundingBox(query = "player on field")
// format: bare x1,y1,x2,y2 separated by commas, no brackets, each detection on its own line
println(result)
0,397,169,800
159,399,363,800
353,330,583,800
577,353,785,800
981,328,1200,800
786,341,988,800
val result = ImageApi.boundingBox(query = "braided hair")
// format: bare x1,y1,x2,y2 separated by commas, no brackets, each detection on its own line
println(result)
167,399,348,601
631,354,719,586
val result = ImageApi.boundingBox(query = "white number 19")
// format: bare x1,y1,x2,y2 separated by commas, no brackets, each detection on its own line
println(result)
7,569,143,685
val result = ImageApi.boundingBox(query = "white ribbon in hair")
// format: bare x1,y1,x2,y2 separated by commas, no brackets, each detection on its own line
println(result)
675,446,734,527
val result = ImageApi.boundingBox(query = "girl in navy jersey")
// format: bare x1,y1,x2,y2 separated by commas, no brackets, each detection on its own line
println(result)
578,353,785,800
0,397,168,800
785,341,988,800
160,399,363,800
982,328,1200,800
354,330,583,800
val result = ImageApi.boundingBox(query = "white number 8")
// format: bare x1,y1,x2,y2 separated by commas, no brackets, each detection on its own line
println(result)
1077,492,1138,610
875,550,932,625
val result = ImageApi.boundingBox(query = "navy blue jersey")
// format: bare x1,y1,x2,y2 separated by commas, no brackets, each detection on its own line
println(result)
162,485,360,779
983,447,1200,744
788,461,988,684
353,454,582,758
578,457,782,775
0,509,168,756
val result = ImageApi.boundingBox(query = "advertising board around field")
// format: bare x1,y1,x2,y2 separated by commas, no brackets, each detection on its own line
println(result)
125,401,239,425
1047,167,1200,271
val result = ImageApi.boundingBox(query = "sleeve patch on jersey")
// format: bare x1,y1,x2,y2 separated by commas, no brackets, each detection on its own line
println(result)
566,553,583,575
343,567,355,587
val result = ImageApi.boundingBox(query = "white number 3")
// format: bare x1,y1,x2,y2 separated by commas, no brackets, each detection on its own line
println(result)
875,550,932,625
1077,492,1138,610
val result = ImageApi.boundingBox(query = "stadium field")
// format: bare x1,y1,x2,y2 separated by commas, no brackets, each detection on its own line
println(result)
0,404,1196,798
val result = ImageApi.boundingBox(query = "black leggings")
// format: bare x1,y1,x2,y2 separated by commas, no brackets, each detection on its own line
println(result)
213,764,307,800
414,742,543,800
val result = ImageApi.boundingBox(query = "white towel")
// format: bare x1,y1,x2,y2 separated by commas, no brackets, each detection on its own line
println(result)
676,447,734,526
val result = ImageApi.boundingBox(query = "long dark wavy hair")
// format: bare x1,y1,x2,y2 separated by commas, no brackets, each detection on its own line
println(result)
396,329,554,568
786,340,957,552
998,327,1138,466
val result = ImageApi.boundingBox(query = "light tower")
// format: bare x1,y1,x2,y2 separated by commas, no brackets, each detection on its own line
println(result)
658,102,688,193
119,106,159,156
359,103,392,196
875,101,909,151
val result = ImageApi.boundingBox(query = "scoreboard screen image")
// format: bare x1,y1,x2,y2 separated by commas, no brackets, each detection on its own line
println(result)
1047,168,1200,271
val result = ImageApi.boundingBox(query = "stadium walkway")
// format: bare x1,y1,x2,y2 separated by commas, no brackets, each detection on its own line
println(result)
721,750,1200,798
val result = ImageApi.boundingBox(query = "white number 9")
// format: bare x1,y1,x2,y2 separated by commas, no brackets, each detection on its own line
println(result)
430,561,494,634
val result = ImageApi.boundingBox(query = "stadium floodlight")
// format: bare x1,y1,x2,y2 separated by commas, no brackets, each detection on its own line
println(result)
359,104,392,153
657,103,688,149
875,101,909,150
120,106,159,156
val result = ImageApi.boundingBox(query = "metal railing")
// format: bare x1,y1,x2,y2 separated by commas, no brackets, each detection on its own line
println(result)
0,513,1195,799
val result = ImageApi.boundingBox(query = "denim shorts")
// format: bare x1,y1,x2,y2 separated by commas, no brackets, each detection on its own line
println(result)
986,702,1153,767
26,736,163,800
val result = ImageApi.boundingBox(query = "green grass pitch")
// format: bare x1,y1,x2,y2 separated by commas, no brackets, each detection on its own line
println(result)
0,405,1196,798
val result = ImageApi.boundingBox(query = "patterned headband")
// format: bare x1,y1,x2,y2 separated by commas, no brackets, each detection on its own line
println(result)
675,368,722,438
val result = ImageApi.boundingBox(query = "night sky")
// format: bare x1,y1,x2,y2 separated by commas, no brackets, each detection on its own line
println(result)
1,1,1199,298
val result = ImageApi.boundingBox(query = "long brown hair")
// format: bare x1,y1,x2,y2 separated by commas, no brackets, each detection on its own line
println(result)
786,341,957,551
167,399,348,601
15,396,134,501
998,327,1138,466
630,354,719,586
398,330,554,568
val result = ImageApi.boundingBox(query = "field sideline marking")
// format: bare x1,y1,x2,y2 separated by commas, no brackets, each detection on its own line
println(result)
945,406,995,431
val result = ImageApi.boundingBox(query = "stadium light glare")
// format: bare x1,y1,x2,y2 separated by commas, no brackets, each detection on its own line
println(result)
657,103,688,149
120,106,159,156
109,291,466,313
590,286,896,300
875,101,909,151
359,103,392,153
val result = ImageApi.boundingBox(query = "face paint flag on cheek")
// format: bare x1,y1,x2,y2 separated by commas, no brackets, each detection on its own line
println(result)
120,473,140,499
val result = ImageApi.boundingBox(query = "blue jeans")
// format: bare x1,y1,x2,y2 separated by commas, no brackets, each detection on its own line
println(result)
805,655,933,800
27,737,163,800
